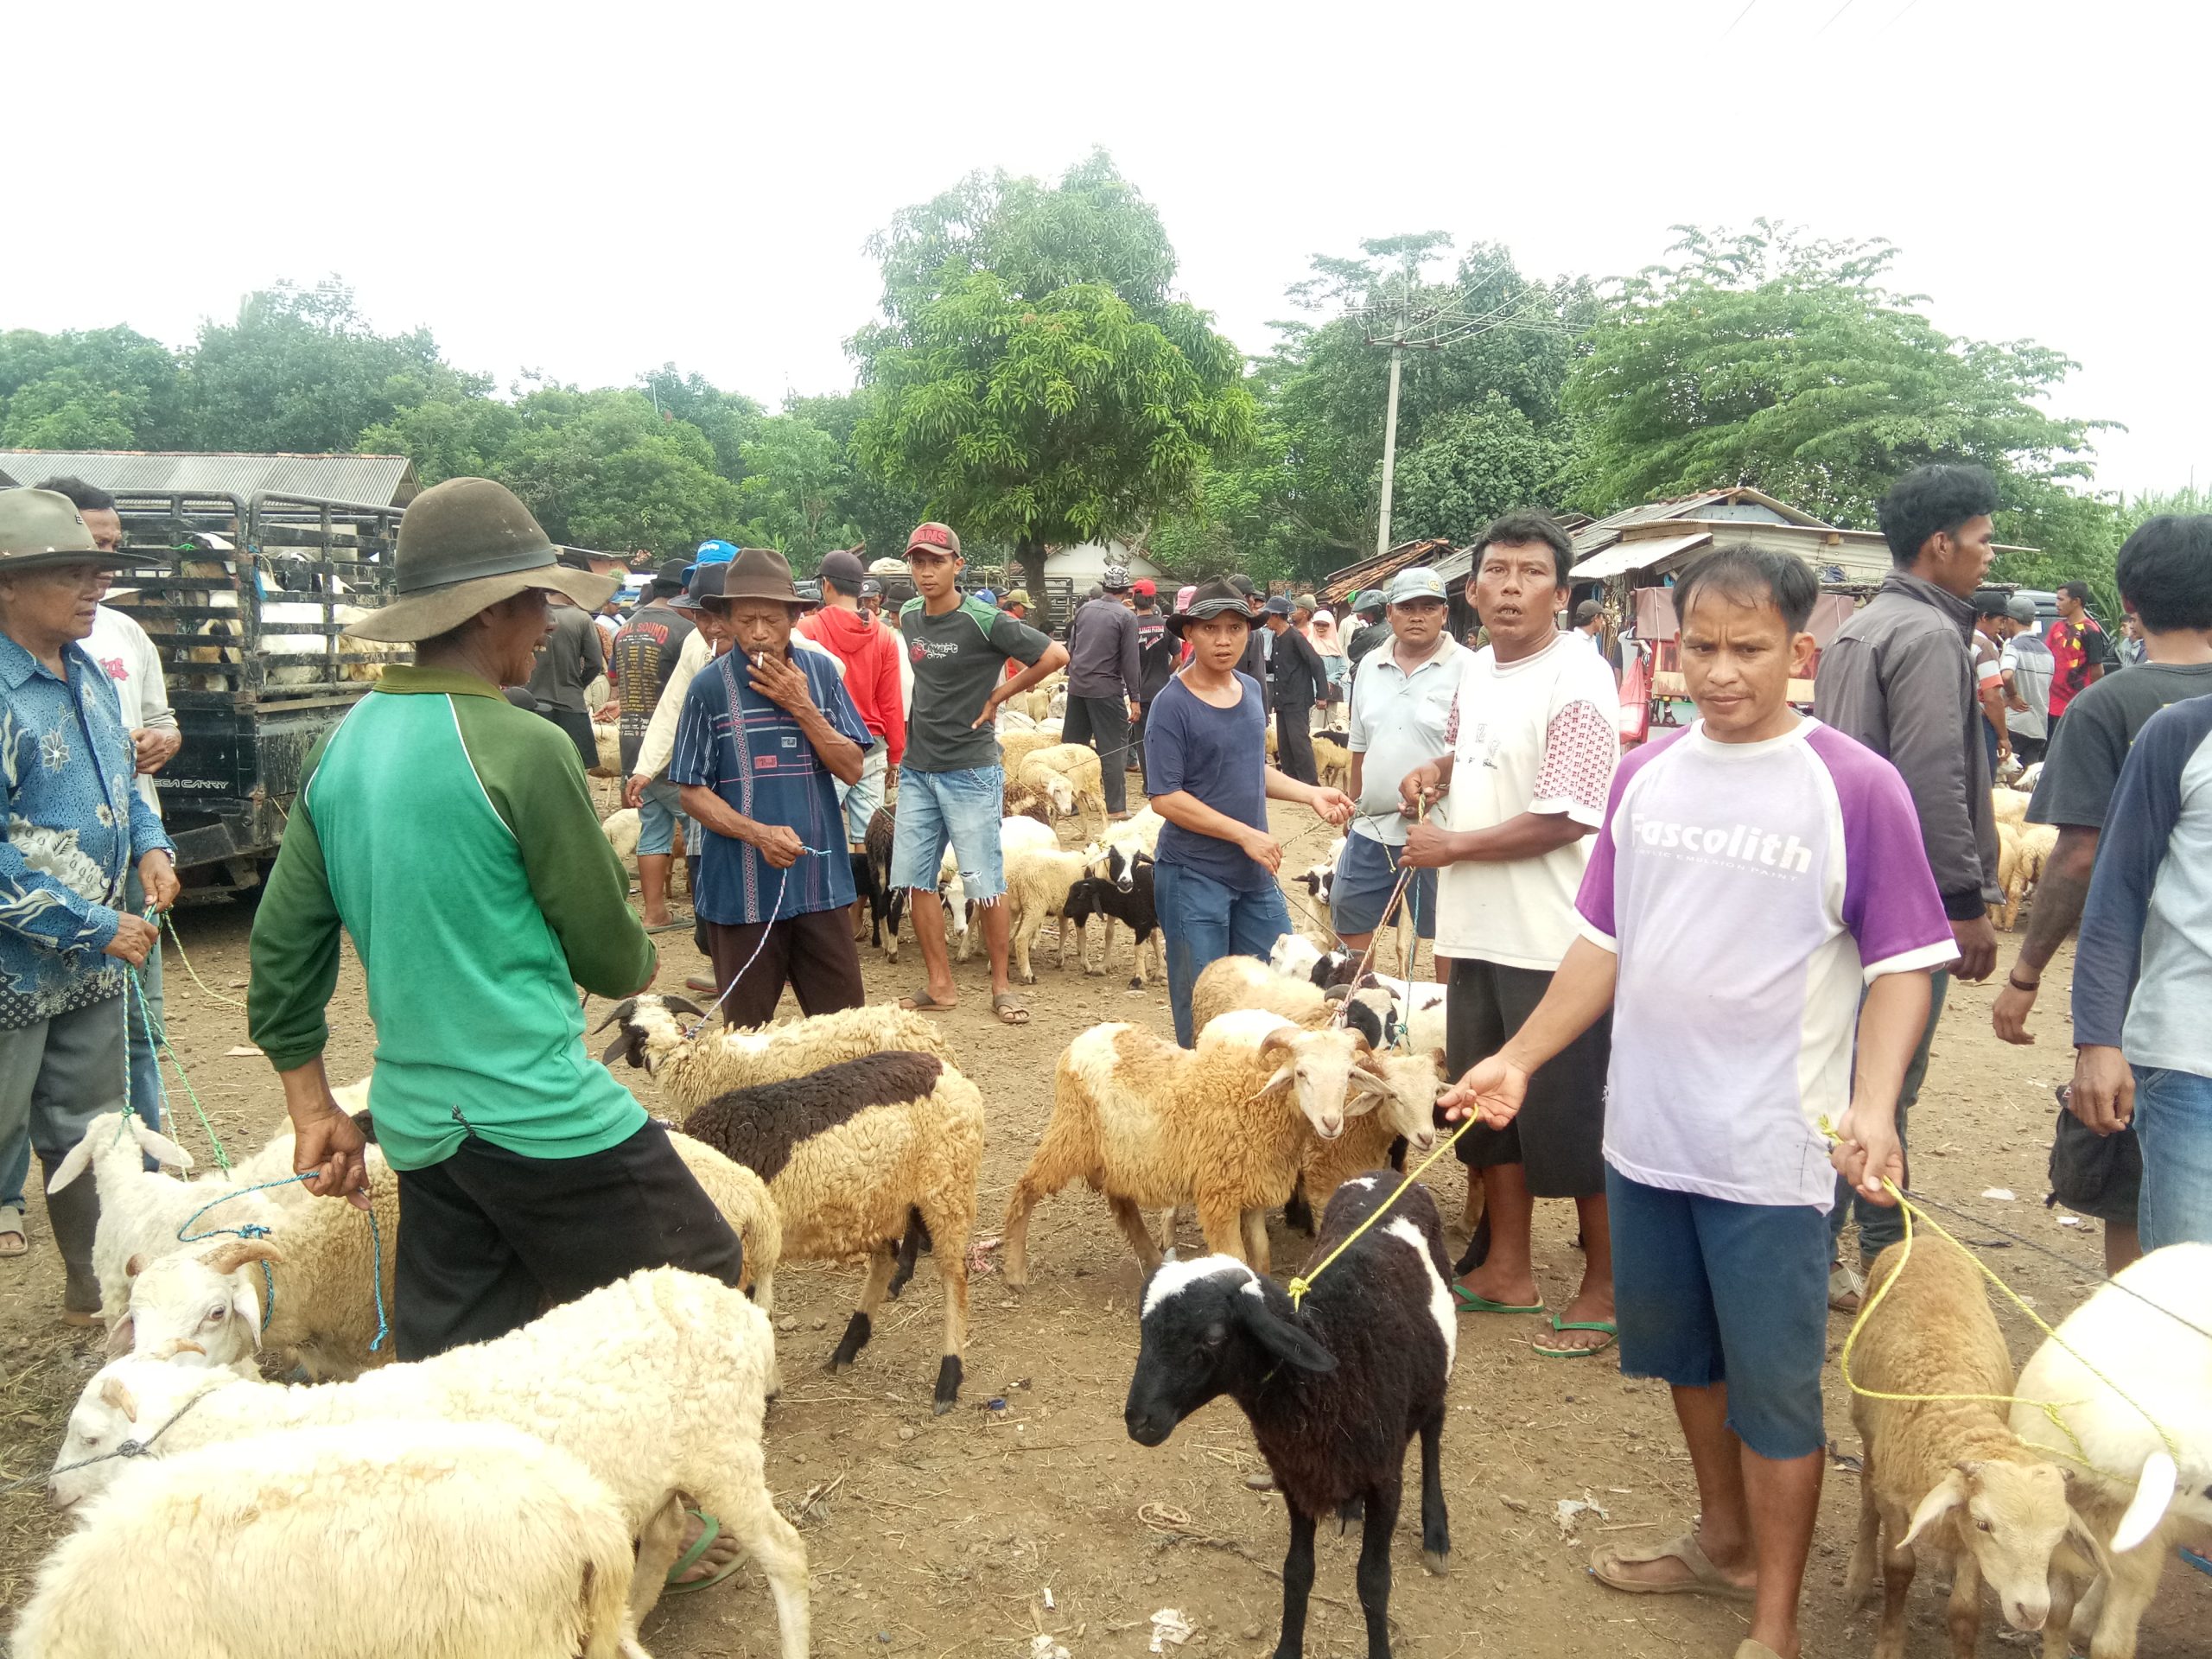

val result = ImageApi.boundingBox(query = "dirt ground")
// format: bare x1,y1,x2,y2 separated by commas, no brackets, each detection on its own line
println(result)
2,791,2205,1659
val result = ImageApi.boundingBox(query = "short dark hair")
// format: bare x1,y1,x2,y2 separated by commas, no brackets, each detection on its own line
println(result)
1134,590,1156,611
1875,464,2000,566
2115,516,2212,633
820,572,861,601
1670,543,1818,637
1476,510,1574,588
32,475,116,514
1972,588,2012,621
2058,578,2094,603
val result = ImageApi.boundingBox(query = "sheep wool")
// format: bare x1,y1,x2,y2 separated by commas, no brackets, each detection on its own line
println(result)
1190,955,1331,1035
1003,1018,1389,1281
1844,1237,2079,1656
1122,1178,1455,1659
598,995,958,1115
16,1422,643,1659
678,1051,982,1412
52,1268,810,1657
1004,845,1093,983
1014,743,1108,834
1300,1048,1445,1213
2011,1242,2212,1659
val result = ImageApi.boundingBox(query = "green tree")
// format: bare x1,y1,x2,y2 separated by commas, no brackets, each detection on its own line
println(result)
733,414,859,568
1565,222,2105,539
493,387,737,554
182,279,474,453
638,364,765,480
851,152,1257,586
1387,396,1572,546
1230,237,1595,575
0,326,188,449
783,388,927,562
357,390,520,485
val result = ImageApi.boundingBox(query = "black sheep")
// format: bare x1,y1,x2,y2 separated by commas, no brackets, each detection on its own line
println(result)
1061,851,1160,989
1124,1178,1453,1659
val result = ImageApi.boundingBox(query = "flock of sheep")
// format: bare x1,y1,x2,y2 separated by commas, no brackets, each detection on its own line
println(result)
13,678,2210,1659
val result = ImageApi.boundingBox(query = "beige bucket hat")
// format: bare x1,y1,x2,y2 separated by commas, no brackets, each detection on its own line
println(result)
346,478,620,643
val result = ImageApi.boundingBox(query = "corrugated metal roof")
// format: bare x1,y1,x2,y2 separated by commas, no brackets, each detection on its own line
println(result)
0,451,419,506
1319,537,1455,607
1571,487,1828,560
1571,530,1712,582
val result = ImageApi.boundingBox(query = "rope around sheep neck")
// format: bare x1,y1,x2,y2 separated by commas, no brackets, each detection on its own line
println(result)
0,1385,218,1497
1816,1116,2179,1477
174,1173,388,1353
673,850,832,1044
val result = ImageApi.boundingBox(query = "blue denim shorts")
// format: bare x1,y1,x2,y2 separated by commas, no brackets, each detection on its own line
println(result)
2133,1065,2212,1250
888,765,1007,902
1329,830,1437,939
1607,1166,1829,1461
637,779,685,857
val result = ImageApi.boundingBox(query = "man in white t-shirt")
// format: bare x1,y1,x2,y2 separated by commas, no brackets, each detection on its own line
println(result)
1438,545,1955,1657
1401,511,1622,1355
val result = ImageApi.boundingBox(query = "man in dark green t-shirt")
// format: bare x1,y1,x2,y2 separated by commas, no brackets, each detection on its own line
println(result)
889,522,1067,1024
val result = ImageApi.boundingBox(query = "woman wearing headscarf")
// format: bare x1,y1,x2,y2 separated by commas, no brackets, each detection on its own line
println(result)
1311,607,1348,714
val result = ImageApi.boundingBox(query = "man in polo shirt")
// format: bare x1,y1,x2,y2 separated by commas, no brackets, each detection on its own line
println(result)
249,478,743,1364
672,548,872,1025
893,521,1068,1025
1332,567,1463,953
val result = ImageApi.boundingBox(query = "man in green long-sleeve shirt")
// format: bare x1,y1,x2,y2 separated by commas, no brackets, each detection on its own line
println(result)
249,478,743,1364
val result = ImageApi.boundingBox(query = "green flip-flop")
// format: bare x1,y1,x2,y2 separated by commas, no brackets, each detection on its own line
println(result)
664,1509,745,1593
1452,1284,1546,1316
1533,1314,1618,1358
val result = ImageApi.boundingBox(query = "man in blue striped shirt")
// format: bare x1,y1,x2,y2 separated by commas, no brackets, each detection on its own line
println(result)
670,549,872,1027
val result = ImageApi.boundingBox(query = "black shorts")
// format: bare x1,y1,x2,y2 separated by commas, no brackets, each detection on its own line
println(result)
1444,956,1611,1198
2047,1104,2141,1225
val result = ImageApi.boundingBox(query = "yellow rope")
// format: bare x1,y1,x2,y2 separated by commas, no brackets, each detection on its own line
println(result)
1287,1109,1481,1308
161,914,250,1011
1821,1116,2177,1474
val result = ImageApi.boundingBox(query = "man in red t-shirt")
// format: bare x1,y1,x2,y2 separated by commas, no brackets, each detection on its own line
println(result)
2045,579,2109,731
797,549,906,935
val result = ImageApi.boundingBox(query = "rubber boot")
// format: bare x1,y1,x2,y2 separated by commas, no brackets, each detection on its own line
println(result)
40,1157,101,1325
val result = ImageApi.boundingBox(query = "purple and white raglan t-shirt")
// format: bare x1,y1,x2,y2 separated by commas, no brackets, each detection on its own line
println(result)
1576,718,1958,1210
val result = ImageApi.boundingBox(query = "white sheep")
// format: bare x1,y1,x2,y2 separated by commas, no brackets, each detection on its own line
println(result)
1993,786,2032,830
2010,1242,2212,1659
16,1421,655,1659
1016,743,1108,835
119,1126,779,1385
223,1074,377,1204
1190,953,1331,1034
603,804,642,864
1999,821,2058,932
1005,769,1076,822
52,1268,810,1656
675,1052,983,1412
1002,1012,1392,1282
998,728,1057,780
1300,1047,1446,1214
1313,734,1352,792
1356,972,1449,1058
596,995,957,1116
44,1113,285,1331
1843,1237,2084,1656
1004,844,1093,982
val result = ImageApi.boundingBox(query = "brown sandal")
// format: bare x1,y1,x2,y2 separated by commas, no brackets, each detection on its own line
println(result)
1590,1530,1755,1602
991,993,1031,1026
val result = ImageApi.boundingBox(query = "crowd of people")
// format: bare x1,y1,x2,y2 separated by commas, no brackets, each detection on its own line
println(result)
3,459,2209,1653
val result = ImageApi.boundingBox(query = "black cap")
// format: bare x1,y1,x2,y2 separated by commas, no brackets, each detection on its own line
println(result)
1228,574,1259,597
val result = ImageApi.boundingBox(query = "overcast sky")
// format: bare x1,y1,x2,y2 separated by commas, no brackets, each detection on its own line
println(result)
7,0,2201,497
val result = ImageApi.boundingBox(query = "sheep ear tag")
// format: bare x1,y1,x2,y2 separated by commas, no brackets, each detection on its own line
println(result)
2113,1451,2178,1554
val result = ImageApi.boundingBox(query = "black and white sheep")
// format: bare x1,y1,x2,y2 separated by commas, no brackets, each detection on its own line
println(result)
1123,1178,1455,1659
597,994,957,1116
1062,851,1160,989
677,1050,983,1413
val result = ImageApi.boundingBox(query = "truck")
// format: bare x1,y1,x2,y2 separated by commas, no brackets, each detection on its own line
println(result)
110,490,409,893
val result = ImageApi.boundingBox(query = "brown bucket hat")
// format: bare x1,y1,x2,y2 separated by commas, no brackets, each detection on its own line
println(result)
346,477,619,643
721,547,802,606
0,488,143,573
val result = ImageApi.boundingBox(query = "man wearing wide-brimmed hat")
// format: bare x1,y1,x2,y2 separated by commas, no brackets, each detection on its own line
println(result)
248,479,745,1363
0,489,180,1310
670,546,872,1025
1149,578,1352,1046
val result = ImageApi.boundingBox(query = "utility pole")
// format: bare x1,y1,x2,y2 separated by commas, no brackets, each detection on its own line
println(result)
1375,341,1403,559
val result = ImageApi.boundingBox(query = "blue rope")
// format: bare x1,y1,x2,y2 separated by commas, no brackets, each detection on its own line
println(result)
173,1173,389,1353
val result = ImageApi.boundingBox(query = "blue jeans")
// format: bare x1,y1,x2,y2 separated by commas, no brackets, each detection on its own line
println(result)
1830,969,1948,1265
2134,1065,2212,1250
1154,861,1292,1048
888,765,1007,902
636,779,685,856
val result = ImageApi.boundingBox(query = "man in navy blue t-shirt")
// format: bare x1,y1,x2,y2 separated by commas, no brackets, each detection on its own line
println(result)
1147,578,1353,1046
671,549,873,1027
